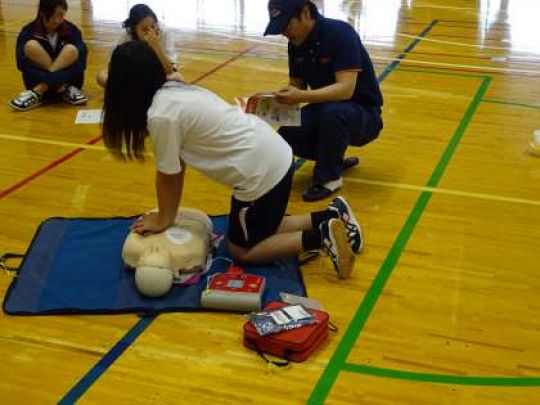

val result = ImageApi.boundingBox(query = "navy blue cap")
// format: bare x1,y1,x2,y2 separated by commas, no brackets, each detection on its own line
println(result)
263,0,306,36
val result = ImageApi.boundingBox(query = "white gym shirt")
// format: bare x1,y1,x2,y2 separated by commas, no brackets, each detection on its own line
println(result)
147,82,293,202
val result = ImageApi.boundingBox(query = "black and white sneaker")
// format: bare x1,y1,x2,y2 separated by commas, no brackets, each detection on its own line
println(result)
63,85,87,105
320,218,355,279
329,196,363,253
9,90,42,111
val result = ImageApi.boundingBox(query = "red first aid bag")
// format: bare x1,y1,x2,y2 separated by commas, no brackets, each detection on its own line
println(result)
243,301,331,364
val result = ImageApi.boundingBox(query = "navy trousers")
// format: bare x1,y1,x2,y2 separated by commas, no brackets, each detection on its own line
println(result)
22,59,85,91
278,102,382,185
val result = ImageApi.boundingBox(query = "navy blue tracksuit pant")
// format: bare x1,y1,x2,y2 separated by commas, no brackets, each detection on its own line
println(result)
278,102,382,185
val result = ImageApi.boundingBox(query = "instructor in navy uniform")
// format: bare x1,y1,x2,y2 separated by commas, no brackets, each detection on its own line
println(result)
264,0,383,201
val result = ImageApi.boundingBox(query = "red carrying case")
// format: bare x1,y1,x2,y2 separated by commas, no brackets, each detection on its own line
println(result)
243,301,330,363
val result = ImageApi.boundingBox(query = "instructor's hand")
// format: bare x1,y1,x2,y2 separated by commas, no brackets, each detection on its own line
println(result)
275,86,303,105
130,212,169,235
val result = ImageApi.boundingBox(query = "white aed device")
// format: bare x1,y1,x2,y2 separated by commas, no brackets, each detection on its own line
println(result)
200,265,265,312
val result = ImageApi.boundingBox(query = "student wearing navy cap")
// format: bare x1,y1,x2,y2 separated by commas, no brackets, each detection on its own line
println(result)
264,0,383,201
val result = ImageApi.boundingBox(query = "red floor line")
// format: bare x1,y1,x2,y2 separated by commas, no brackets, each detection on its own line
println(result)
0,44,259,202
0,136,102,201
191,43,259,84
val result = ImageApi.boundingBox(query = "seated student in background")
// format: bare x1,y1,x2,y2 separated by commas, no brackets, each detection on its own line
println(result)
9,0,88,111
96,3,179,88
102,41,364,280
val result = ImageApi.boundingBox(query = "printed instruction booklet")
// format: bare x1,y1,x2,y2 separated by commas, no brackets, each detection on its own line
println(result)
236,93,300,127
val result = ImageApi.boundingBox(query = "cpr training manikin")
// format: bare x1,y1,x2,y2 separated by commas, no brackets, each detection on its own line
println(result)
122,208,212,297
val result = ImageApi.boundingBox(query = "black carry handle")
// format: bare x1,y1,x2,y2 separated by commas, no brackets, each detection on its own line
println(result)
248,340,290,367
256,349,290,368
254,321,338,367
0,253,25,273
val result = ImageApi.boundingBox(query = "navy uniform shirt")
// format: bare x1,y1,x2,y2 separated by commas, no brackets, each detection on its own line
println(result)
288,15,382,110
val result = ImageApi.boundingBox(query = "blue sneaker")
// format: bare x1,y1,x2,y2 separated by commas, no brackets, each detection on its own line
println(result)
329,196,363,253
320,218,355,279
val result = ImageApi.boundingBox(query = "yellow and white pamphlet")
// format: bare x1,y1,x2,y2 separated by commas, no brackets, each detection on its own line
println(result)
236,93,300,127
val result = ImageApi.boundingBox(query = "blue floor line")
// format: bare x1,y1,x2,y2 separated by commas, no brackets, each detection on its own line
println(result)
58,316,155,404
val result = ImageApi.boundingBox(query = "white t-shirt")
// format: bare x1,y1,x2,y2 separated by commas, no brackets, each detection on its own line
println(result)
147,82,293,202
47,32,58,51
114,26,178,68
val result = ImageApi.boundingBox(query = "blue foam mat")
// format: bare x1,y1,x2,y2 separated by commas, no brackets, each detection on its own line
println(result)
3,216,306,315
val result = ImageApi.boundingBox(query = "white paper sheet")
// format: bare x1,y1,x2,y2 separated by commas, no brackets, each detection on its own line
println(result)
75,109,103,124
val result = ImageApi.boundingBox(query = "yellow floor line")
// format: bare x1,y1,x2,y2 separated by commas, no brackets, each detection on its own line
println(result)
2,132,538,207
347,177,540,207
0,133,106,151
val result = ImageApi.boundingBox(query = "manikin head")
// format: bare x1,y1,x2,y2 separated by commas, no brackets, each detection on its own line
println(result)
135,244,174,297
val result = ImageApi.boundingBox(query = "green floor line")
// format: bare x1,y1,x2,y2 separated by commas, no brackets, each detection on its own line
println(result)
342,364,540,387
429,77,491,186
308,75,491,404
483,99,540,110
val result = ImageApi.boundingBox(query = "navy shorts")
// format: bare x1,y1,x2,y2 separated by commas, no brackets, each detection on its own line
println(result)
228,163,294,248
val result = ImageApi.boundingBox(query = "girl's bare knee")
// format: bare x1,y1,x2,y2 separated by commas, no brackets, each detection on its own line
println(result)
227,242,251,263
96,71,107,88
230,249,248,263
62,44,79,58
23,40,42,56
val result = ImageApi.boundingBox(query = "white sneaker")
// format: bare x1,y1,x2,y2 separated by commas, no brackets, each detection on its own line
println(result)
63,85,87,105
530,130,540,157
9,90,42,111
530,140,540,157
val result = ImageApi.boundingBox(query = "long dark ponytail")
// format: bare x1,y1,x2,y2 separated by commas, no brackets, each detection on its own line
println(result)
102,41,166,160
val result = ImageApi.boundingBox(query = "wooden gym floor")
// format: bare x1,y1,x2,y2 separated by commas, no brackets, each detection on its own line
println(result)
1,0,540,403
